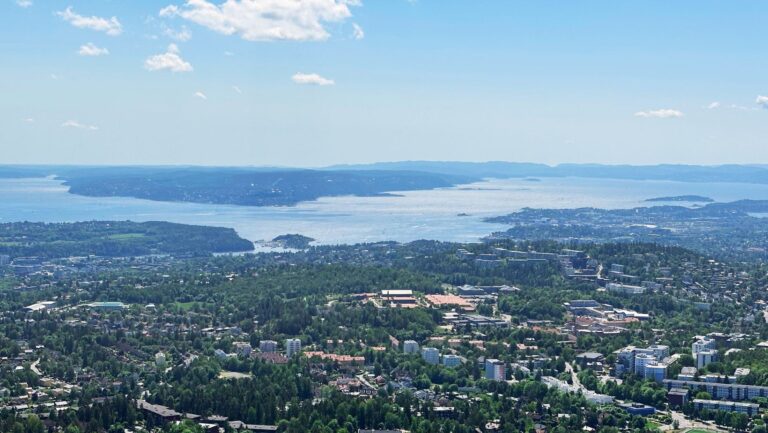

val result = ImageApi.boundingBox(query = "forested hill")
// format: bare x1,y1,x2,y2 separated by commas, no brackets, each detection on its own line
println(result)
0,221,254,259
59,168,471,207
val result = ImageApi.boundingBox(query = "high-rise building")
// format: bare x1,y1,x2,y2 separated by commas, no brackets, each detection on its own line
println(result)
259,340,278,353
485,359,505,381
421,347,439,365
692,337,716,354
403,340,420,354
644,363,667,382
696,349,717,368
285,338,301,357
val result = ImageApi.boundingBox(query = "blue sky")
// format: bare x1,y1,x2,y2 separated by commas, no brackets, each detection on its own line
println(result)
1,0,767,166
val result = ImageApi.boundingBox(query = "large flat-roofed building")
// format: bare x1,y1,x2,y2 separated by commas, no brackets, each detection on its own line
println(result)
606,283,646,295
380,290,418,308
446,313,507,328
692,399,759,416
424,294,474,310
87,301,126,311
667,388,689,407
663,379,768,401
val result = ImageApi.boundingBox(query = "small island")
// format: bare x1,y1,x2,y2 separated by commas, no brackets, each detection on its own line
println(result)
271,234,315,249
645,195,714,203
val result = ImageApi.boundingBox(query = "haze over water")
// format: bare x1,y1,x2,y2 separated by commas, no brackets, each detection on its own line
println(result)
3,176,768,245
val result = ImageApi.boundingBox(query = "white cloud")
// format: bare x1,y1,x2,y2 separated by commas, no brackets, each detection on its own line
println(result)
634,109,684,118
144,44,193,72
159,5,180,17
57,7,123,36
232,85,242,94
164,25,192,41
352,23,364,39
224,51,235,56
706,102,720,109
292,72,334,86
62,120,98,131
16,0,33,8
757,95,768,110
78,42,109,57
50,73,60,80
159,0,360,42
194,91,207,100
23,118,34,123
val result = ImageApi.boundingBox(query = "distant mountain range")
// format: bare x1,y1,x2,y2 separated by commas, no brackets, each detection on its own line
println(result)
328,161,768,184
2,162,768,207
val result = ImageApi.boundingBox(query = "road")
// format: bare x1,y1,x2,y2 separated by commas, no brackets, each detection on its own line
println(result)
660,410,727,432
30,358,42,376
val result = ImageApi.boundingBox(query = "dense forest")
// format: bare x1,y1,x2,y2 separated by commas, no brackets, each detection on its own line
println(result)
0,221,253,258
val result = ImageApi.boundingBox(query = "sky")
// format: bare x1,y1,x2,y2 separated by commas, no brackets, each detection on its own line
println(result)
1,0,767,167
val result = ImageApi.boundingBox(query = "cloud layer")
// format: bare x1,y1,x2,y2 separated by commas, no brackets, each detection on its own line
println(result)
159,0,359,41
144,44,193,72
57,7,123,36
78,43,109,57
62,120,98,131
634,109,684,118
757,95,768,110
292,73,334,86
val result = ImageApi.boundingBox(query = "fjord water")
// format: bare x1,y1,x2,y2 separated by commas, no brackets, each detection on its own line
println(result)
4,176,768,245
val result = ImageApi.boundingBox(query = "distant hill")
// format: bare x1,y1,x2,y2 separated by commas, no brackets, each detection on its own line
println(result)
645,195,714,203
329,161,768,184
59,168,471,207
3,163,768,208
0,221,254,259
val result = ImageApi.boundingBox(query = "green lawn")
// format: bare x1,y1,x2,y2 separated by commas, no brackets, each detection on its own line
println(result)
106,233,147,240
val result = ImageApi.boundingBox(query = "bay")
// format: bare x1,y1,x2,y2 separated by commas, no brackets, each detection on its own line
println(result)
2,176,768,245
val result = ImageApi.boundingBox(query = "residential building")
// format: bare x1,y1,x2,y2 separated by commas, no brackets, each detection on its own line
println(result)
233,342,252,358
692,337,716,354
485,359,505,381
662,380,768,401
442,354,462,367
403,340,420,354
696,349,717,369
421,347,439,365
692,399,759,416
259,340,278,353
285,338,301,358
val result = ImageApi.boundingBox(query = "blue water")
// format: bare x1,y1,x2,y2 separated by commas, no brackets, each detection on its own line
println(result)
3,176,768,244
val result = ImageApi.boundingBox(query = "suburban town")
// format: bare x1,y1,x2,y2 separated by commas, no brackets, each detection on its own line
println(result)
1,236,768,433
